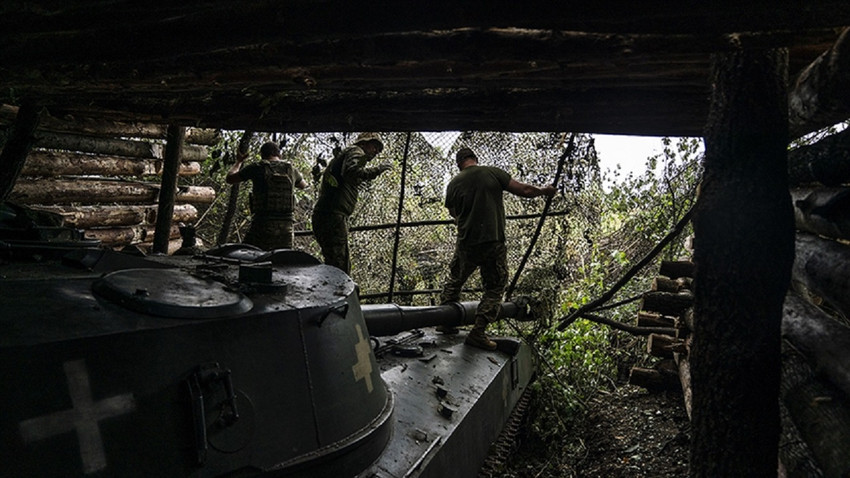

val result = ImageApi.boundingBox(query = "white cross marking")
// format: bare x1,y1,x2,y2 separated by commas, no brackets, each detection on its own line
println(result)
18,359,136,474
351,324,374,393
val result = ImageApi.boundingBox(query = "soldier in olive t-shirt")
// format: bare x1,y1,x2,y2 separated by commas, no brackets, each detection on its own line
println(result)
439,147,557,350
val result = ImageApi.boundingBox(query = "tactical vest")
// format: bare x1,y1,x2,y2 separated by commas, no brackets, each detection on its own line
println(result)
250,160,293,217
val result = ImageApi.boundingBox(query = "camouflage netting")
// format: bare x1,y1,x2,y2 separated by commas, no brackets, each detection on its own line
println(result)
195,131,606,315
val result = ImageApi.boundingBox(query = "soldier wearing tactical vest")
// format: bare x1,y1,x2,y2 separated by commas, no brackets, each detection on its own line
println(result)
312,132,391,274
227,141,308,250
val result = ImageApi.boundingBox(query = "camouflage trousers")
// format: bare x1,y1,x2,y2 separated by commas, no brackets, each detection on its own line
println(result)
439,240,508,326
311,210,351,274
244,215,293,250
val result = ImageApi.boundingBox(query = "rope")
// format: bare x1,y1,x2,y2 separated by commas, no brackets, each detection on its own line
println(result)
387,132,412,303
505,133,576,299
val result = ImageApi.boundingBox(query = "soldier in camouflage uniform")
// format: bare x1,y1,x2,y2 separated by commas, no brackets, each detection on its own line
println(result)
226,142,308,250
312,132,391,274
439,147,557,350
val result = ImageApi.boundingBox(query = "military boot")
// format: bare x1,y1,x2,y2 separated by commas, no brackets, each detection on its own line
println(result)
465,327,497,350
464,316,497,350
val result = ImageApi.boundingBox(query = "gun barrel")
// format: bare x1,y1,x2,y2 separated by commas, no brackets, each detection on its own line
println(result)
362,300,529,337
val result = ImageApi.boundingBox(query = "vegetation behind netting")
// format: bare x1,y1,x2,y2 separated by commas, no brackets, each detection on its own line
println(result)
188,131,702,476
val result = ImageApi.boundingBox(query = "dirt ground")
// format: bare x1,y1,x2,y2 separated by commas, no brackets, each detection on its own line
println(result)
506,385,691,477
568,386,691,477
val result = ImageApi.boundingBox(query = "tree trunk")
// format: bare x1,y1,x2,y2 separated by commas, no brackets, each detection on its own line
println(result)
9,178,215,205
28,204,198,228
84,224,180,246
789,27,850,138
146,203,198,225
135,238,184,255
83,227,137,245
173,186,216,204
778,399,822,478
637,311,676,328
781,342,850,477
640,290,694,317
792,232,850,318
1,104,221,145
30,130,207,162
153,125,184,254
184,128,222,146
783,293,850,398
651,276,682,292
787,127,850,187
647,333,686,358
21,150,200,177
690,48,793,477
790,186,850,240
32,205,145,228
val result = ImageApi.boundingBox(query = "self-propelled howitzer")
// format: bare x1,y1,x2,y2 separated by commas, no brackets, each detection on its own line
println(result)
1,232,535,477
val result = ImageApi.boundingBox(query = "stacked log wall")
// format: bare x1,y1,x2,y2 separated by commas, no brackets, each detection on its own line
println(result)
0,105,219,252
781,125,850,476
628,260,694,420
628,124,850,476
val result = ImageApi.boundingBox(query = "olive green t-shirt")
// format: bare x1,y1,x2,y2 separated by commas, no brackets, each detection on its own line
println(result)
444,165,511,246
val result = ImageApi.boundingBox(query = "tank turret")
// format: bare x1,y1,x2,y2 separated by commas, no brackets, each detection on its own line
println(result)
1,206,536,477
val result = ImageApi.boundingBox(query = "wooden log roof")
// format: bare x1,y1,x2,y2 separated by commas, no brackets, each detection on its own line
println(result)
1,1,849,137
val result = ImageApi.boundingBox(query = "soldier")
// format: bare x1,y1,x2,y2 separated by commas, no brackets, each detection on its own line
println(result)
312,132,391,274
439,147,557,350
226,141,308,250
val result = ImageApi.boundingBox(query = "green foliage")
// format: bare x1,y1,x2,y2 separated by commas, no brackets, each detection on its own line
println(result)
496,135,701,476
541,319,615,398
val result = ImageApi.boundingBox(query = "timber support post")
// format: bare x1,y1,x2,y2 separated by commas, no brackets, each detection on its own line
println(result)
690,47,794,476
153,125,185,254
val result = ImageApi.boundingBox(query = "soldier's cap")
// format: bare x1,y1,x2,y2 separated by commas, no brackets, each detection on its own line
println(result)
354,132,384,153
455,147,477,163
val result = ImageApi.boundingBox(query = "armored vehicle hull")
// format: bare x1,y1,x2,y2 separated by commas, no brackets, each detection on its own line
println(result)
1,239,535,477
